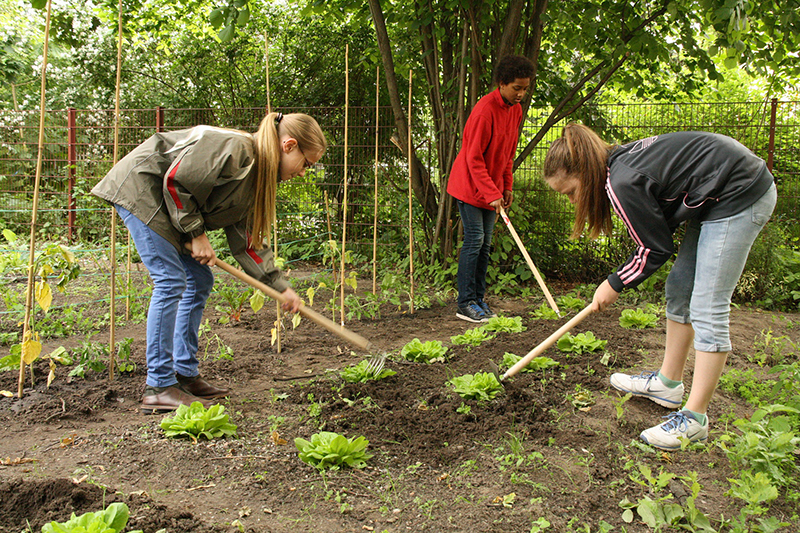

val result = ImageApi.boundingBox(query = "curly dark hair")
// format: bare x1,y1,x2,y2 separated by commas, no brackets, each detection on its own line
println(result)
493,55,535,85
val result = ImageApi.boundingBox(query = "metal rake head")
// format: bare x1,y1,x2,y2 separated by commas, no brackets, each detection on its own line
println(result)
364,353,387,377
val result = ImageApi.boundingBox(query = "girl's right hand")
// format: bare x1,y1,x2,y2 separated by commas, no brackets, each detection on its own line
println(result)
190,233,217,266
280,287,302,313
591,279,619,312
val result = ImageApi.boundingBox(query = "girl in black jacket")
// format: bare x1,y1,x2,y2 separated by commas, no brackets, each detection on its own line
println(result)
543,123,776,450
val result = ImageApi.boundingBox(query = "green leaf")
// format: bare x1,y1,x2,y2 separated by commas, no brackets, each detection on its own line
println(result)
295,431,372,470
160,402,237,441
449,372,503,402
400,338,447,363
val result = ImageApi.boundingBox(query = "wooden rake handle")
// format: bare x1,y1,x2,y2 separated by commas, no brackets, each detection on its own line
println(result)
502,304,593,380
499,207,561,317
214,258,373,352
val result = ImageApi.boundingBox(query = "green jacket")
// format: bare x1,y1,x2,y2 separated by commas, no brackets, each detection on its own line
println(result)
92,126,289,292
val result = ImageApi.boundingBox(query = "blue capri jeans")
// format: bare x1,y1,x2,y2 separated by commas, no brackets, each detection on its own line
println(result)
115,206,215,388
665,183,777,352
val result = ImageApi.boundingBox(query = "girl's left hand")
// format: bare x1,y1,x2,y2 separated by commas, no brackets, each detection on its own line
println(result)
280,287,302,313
591,279,619,312
190,233,217,266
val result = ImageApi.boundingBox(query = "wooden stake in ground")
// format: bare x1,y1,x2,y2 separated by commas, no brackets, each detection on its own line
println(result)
323,191,337,323
407,71,415,314
372,66,380,295
339,44,350,325
265,34,281,353
18,0,53,398
108,0,125,381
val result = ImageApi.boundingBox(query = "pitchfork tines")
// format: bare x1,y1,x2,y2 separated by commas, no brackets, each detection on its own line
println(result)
364,353,388,377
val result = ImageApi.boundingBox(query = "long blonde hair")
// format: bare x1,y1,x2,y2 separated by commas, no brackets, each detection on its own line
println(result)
543,123,612,239
249,112,327,249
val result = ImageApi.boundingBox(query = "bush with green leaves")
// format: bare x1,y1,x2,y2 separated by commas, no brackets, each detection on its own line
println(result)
340,359,396,382
400,338,447,363
501,352,559,373
449,372,503,402
160,402,238,442
619,308,659,329
41,502,145,533
295,431,372,471
483,315,526,333
450,327,494,349
557,331,607,355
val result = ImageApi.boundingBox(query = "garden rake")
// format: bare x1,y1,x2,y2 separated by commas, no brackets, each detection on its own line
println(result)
499,206,561,317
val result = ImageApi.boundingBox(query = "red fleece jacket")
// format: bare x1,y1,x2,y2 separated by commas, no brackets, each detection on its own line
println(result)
446,88,521,210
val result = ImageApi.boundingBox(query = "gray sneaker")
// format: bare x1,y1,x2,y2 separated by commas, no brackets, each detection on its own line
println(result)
456,301,488,323
609,371,684,408
640,411,708,451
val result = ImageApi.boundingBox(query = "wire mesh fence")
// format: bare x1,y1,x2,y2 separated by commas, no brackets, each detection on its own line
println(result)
1,99,798,276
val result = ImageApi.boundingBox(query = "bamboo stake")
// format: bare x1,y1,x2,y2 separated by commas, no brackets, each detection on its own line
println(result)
407,71,415,314
108,0,124,381
323,191,337,323
339,45,349,325
18,0,53,398
372,65,380,295
265,34,281,353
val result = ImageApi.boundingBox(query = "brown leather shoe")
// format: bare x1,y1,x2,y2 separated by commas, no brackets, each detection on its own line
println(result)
176,374,231,399
140,385,214,414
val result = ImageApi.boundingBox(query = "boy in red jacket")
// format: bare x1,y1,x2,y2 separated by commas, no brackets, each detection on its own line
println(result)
447,55,534,322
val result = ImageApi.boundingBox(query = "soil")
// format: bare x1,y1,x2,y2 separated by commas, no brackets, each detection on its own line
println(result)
1,274,798,533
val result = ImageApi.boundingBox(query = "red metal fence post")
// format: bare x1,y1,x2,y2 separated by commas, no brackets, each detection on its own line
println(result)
767,98,777,173
156,106,164,132
67,107,77,242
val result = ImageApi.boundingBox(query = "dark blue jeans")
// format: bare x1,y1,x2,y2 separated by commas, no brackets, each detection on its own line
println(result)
456,200,496,307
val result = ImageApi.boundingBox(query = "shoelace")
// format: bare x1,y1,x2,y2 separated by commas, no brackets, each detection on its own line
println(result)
469,303,485,315
633,370,659,383
659,411,691,432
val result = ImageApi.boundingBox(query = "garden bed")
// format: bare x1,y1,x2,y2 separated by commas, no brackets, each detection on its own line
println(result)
0,279,798,532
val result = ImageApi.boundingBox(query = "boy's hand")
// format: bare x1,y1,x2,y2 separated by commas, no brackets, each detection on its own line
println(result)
503,190,513,208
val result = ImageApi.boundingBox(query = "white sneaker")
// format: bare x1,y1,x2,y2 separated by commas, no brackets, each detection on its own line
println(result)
640,411,709,451
610,371,684,408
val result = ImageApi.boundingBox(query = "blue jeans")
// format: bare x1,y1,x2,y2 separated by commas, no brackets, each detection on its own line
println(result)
665,183,777,352
115,206,215,388
456,200,496,307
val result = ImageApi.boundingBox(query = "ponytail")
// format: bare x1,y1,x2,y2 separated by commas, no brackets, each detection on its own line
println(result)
543,123,612,239
250,112,327,249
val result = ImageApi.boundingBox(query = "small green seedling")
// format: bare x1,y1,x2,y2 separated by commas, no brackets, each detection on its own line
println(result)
557,294,585,312
41,502,143,533
451,327,494,349
160,401,237,442
449,372,503,402
340,359,397,382
295,431,372,471
557,331,607,355
483,316,526,333
401,338,447,363
619,308,659,329
501,352,559,373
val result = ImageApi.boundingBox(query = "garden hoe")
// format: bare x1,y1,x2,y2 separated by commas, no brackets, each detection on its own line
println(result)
214,257,376,354
499,206,561,317
491,304,594,382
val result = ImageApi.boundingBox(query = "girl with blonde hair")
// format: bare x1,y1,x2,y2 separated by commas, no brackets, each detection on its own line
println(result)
93,112,327,413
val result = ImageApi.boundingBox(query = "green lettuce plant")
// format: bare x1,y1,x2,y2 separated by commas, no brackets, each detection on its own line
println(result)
295,431,372,470
41,502,143,533
340,360,397,382
531,304,559,320
450,327,494,349
449,372,503,402
557,331,607,355
501,352,559,373
619,308,659,329
160,402,237,442
483,316,526,333
400,338,447,363
556,294,585,312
